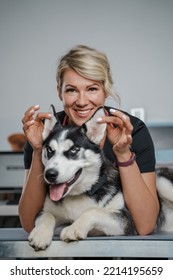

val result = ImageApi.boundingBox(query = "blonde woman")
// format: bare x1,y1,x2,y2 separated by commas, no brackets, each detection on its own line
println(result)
19,45,159,235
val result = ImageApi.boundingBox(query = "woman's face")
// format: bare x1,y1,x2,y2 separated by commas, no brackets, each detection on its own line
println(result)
59,68,106,126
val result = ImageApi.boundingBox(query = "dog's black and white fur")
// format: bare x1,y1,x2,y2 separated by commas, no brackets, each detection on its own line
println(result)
28,106,173,250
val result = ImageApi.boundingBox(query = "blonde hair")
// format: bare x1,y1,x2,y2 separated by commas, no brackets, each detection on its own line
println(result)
56,45,119,103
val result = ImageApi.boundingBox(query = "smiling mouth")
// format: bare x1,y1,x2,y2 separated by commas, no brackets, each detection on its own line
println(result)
75,109,93,116
49,168,82,202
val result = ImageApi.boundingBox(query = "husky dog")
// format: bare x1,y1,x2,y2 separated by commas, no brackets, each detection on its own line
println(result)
28,106,173,250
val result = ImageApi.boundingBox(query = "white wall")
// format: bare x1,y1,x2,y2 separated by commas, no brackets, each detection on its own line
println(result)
0,0,173,150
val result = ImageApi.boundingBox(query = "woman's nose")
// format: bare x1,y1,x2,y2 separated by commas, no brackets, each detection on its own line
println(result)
76,92,88,106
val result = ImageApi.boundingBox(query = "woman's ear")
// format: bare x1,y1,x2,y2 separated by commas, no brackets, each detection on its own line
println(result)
105,90,109,98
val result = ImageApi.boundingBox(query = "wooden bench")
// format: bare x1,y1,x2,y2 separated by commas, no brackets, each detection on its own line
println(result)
0,228,173,259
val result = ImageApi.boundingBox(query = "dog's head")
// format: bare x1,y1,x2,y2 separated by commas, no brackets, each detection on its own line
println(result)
42,105,106,201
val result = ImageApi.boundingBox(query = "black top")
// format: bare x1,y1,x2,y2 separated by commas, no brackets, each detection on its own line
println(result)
24,106,156,173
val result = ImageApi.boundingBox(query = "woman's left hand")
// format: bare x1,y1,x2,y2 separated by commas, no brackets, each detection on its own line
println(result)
97,108,133,156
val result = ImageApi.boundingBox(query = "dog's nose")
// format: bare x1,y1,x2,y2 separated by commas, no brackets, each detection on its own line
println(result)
45,169,58,183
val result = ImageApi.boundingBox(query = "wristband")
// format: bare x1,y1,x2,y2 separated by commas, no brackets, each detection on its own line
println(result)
116,152,136,167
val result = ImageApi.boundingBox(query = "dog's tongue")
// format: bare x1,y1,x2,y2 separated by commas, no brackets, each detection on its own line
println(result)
49,183,67,201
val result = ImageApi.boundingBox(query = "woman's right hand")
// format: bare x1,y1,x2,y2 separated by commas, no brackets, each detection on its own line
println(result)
22,105,51,152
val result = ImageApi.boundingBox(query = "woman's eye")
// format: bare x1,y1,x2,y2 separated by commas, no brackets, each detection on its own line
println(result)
89,87,97,92
66,88,76,93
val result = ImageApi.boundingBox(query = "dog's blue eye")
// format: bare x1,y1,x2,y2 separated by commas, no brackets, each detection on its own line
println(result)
70,146,79,154
64,146,80,159
69,146,80,156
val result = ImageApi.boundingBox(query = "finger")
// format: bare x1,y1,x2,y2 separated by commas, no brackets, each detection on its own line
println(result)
23,120,35,132
106,121,118,134
109,109,133,132
97,115,124,128
118,129,133,146
110,108,129,123
127,134,133,144
24,105,40,117
22,105,40,124
34,112,52,122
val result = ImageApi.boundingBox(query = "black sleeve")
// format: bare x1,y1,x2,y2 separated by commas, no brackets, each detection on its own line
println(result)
130,118,156,173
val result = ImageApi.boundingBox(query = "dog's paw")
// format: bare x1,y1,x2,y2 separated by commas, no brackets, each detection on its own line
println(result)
60,224,87,242
28,226,53,251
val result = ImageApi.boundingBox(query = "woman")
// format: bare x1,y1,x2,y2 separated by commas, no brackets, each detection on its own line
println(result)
19,45,159,234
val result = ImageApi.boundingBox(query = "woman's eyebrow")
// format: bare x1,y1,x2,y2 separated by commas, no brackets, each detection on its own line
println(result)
86,82,100,88
65,84,77,88
64,82,100,89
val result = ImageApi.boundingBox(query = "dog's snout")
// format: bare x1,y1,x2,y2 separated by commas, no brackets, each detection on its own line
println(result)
45,169,58,183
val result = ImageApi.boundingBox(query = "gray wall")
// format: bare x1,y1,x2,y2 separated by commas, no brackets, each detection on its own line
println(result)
1,0,173,150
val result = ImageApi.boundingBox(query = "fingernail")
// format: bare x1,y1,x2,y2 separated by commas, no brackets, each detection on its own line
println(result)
110,108,116,114
30,120,34,124
96,117,102,122
48,114,52,118
34,104,40,109
122,114,127,120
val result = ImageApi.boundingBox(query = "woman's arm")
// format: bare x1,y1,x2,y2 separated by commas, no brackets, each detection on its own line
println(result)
118,159,159,235
19,105,51,232
19,151,47,232
98,108,160,235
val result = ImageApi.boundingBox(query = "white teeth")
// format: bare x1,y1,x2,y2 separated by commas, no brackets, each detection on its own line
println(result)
77,110,91,115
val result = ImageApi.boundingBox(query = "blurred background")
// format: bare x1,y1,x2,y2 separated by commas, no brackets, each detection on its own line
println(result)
0,0,173,150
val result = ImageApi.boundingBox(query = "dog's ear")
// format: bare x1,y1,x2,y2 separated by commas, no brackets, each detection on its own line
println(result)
42,104,61,140
82,107,107,145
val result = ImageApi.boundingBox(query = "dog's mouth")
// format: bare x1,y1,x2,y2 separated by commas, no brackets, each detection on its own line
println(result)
49,168,82,201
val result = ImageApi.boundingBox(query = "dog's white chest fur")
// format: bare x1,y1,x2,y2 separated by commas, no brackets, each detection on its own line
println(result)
43,191,125,225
